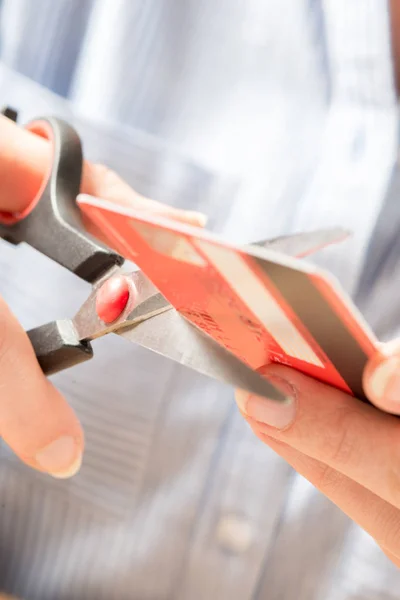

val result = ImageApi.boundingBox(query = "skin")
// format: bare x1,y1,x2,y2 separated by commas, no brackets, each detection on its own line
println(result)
0,114,206,479
235,1,400,568
235,359,400,569
0,3,398,586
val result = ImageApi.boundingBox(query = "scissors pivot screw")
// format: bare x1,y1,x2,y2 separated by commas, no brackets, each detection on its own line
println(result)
96,275,132,324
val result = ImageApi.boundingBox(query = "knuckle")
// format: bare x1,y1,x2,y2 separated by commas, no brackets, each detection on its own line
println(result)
92,163,121,192
92,163,112,178
324,408,362,469
313,462,345,495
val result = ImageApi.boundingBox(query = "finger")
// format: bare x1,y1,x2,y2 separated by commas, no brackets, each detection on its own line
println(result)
236,365,400,509
380,546,400,568
81,163,207,227
0,116,207,227
363,340,400,414
0,296,83,477
0,114,50,213
250,424,400,558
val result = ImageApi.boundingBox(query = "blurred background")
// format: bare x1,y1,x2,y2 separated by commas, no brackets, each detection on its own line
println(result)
0,2,400,599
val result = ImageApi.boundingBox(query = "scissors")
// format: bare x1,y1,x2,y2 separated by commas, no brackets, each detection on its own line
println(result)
0,108,347,402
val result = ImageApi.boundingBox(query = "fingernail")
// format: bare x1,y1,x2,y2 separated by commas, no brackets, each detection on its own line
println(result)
236,388,296,430
186,211,208,227
35,436,82,479
369,358,400,405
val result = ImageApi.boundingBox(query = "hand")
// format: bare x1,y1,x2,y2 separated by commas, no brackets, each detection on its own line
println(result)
0,115,206,478
235,345,400,567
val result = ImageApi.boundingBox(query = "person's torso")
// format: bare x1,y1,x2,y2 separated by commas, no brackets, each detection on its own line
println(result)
0,1,399,599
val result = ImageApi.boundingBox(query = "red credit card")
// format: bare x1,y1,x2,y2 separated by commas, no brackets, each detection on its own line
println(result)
78,194,378,401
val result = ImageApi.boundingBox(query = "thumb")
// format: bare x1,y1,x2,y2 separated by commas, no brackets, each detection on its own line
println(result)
0,116,85,478
0,295,84,477
363,342,400,414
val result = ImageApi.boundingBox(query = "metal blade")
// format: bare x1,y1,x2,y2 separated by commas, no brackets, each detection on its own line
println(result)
74,227,350,341
74,274,286,401
74,269,171,341
71,227,348,399
117,308,287,402
255,227,350,257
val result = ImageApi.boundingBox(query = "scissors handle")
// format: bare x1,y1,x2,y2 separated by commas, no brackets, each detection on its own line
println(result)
0,109,125,375
0,109,124,283
27,320,93,376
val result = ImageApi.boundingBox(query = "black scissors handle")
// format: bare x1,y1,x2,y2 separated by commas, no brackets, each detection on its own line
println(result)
0,108,125,375
0,110,123,282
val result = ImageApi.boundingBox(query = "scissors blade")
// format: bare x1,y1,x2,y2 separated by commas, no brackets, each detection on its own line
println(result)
116,308,287,402
73,271,286,401
255,227,350,257
72,226,348,399
73,269,171,342
74,225,349,338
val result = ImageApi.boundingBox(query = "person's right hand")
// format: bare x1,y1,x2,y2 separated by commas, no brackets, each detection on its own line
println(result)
235,344,400,569
0,114,206,479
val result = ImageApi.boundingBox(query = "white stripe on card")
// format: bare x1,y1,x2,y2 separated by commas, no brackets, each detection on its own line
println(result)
196,241,324,368
130,222,207,266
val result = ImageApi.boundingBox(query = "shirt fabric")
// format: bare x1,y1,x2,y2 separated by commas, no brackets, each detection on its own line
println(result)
0,1,400,598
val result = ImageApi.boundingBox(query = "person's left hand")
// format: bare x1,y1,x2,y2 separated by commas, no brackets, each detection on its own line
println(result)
0,114,207,479
235,343,400,567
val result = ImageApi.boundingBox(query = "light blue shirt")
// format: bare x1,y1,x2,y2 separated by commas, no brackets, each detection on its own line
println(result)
0,1,400,598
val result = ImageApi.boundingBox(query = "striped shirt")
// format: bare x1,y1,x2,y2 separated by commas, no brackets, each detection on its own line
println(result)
0,1,399,598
